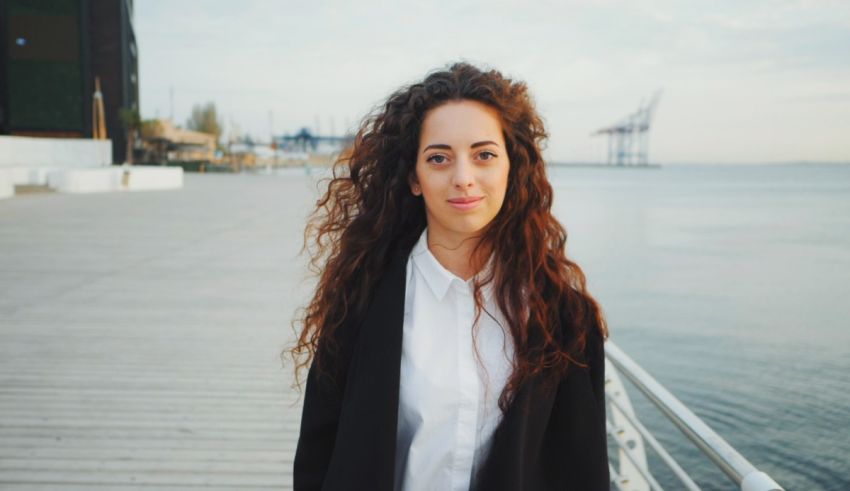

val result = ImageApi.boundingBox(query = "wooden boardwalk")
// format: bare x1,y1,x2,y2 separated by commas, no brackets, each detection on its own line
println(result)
0,172,319,490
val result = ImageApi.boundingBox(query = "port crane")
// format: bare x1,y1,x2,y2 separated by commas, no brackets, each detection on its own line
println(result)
593,91,662,166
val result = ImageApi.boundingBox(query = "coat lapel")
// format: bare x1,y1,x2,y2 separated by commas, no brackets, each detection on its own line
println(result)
329,252,561,491
323,253,407,491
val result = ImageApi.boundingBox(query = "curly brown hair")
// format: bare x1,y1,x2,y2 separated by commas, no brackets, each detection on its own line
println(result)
287,61,607,412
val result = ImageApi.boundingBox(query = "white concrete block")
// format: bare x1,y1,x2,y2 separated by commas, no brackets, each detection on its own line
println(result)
0,135,112,168
47,168,116,194
45,166,184,194
27,167,57,186
117,165,184,191
4,166,59,186
0,169,13,199
6,167,34,185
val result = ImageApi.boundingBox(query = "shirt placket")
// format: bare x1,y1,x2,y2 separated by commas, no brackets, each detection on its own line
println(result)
451,280,479,490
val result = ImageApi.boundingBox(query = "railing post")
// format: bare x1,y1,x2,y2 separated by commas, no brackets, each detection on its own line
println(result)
604,341,785,491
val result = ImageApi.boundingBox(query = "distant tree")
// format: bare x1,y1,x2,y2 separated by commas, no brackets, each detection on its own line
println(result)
140,119,166,163
119,107,141,164
140,119,163,139
186,101,223,146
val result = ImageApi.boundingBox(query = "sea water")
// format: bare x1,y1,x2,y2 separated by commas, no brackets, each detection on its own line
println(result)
550,163,850,490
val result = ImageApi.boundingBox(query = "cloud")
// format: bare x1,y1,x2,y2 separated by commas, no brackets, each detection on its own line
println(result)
136,0,850,163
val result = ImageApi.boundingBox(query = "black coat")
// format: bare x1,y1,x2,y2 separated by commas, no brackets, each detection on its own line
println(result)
293,252,609,490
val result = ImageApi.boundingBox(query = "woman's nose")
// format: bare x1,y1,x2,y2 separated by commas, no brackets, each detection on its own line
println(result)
452,158,474,189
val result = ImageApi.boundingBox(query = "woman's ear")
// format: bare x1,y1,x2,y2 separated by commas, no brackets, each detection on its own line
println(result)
408,173,422,196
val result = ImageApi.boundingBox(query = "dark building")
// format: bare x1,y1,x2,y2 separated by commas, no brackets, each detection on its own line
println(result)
0,0,139,164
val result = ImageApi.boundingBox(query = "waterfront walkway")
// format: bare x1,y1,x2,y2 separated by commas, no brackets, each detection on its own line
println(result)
0,173,318,490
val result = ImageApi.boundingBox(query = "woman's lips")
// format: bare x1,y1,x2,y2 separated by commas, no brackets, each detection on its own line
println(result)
447,196,484,210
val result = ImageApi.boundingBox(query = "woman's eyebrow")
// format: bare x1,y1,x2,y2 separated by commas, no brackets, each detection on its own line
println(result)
422,140,501,154
422,143,451,153
471,140,500,149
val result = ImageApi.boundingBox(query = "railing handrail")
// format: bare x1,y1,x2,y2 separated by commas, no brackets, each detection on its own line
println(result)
604,341,784,491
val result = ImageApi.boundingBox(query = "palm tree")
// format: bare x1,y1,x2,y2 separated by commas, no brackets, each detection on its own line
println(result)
119,107,141,165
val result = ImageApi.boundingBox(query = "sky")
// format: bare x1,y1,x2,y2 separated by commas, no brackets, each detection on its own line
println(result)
135,0,850,164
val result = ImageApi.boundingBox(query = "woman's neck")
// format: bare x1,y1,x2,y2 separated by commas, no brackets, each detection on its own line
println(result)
426,228,489,281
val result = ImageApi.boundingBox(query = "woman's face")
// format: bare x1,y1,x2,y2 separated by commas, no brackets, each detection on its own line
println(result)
412,99,510,246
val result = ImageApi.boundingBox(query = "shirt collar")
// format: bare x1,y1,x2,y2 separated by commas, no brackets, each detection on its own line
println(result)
410,228,495,302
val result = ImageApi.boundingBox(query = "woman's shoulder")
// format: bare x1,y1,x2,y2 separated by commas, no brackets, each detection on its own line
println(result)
338,248,409,333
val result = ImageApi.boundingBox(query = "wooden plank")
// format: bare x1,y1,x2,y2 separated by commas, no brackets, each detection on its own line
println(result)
0,173,320,490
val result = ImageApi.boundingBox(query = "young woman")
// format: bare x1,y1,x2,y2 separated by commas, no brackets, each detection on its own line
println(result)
289,62,609,491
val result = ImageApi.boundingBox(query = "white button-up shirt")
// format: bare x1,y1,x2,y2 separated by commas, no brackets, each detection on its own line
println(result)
394,229,516,491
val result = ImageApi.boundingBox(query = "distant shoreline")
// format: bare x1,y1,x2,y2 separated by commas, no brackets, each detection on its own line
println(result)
547,161,850,167
547,162,662,169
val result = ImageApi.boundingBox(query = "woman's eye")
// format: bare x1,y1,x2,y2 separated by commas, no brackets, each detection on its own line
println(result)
478,151,497,160
427,154,448,164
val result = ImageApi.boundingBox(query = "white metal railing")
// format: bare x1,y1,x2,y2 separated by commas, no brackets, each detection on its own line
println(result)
604,341,784,491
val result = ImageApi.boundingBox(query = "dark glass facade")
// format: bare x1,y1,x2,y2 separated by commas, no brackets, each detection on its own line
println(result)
0,0,139,163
